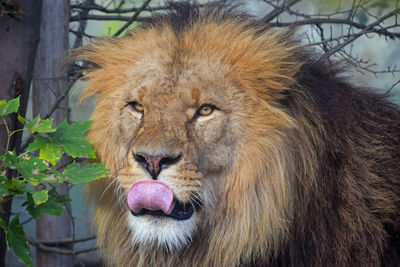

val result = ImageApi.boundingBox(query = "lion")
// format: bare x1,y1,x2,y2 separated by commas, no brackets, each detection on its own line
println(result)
76,2,400,266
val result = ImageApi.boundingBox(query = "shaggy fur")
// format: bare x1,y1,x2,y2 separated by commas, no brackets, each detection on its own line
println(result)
77,2,400,266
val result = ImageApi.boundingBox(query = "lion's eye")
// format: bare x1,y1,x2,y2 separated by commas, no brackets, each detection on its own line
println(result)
197,104,216,116
127,102,144,113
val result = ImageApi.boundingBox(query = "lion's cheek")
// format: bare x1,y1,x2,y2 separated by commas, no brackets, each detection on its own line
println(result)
193,137,238,176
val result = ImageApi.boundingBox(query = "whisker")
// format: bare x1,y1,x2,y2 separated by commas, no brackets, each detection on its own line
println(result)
98,163,128,202
99,175,120,201
189,193,202,210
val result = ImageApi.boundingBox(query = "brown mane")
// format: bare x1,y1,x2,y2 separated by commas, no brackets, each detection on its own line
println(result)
78,2,400,266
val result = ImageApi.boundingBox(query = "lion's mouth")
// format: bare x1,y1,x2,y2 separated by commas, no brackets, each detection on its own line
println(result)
127,180,201,221
131,199,199,220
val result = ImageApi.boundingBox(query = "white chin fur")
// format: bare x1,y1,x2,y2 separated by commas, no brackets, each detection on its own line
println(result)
126,212,198,251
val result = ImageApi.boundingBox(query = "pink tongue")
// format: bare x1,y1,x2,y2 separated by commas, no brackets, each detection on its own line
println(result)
127,180,175,215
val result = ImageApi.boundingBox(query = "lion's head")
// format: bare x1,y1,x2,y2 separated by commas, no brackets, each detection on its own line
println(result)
79,3,317,266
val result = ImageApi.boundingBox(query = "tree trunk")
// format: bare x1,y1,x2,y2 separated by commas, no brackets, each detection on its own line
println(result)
32,0,72,266
0,1,43,266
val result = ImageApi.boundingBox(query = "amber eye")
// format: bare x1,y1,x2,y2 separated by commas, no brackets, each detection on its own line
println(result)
128,102,144,113
197,104,216,116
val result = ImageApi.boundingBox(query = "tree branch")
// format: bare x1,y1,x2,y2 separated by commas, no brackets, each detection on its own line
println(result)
113,0,152,37
43,73,82,120
71,0,93,49
384,79,400,96
26,235,98,255
70,14,149,22
320,7,400,60
269,18,400,39
70,3,168,13
36,235,96,246
262,0,302,22
70,29,94,39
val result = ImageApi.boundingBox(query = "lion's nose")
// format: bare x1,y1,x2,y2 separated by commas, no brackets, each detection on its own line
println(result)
133,152,182,179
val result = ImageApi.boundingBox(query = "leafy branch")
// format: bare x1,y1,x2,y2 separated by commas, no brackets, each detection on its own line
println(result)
0,97,108,266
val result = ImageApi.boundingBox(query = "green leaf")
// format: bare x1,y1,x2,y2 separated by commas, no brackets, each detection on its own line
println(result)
0,97,20,116
4,216,33,267
62,162,109,184
49,120,96,158
50,167,62,177
17,114,26,125
0,218,6,229
0,176,26,196
52,191,71,204
9,178,26,194
29,189,48,205
25,115,56,133
49,167,63,183
1,150,18,169
25,120,96,164
16,157,48,185
27,136,62,165
0,176,11,196
24,188,70,219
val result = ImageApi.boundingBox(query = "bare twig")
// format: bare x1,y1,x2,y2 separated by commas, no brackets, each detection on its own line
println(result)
337,48,400,76
262,0,302,22
70,14,149,22
269,18,400,39
33,235,96,246
70,3,168,13
44,73,82,120
113,0,152,37
71,0,93,49
70,29,94,39
26,235,98,255
315,23,328,52
384,79,400,96
320,7,400,60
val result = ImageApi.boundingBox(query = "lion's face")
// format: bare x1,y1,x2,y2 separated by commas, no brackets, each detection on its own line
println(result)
103,53,253,249
84,19,301,264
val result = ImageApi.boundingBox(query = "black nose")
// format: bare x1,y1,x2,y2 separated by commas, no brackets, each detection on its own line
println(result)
133,152,182,179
